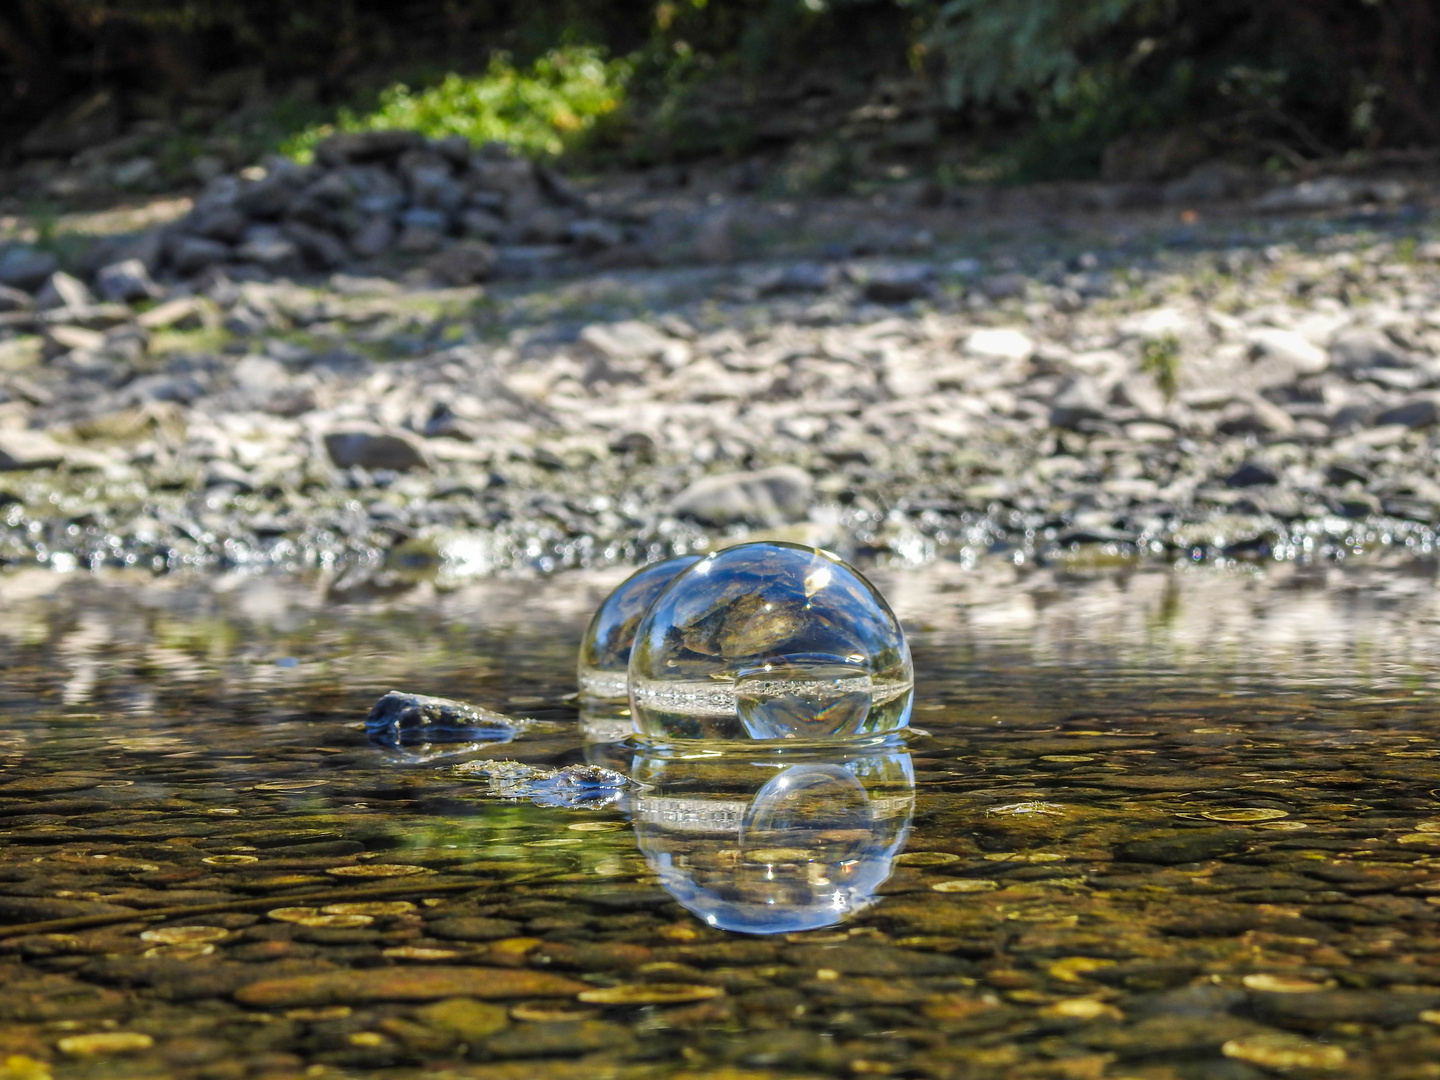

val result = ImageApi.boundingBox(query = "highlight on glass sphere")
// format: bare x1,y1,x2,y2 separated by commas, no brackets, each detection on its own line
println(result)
627,542,913,742
629,745,915,934
577,554,702,702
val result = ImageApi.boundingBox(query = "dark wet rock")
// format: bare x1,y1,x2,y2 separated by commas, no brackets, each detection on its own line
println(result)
323,427,429,471
429,240,496,285
397,223,445,254
1116,828,1250,865
748,261,837,295
1225,462,1279,488
859,263,934,303
316,130,426,166
0,248,58,290
350,217,396,258
1375,397,1438,428
95,259,161,303
1324,462,1371,487
365,690,522,750
284,222,350,269
670,465,813,527
568,219,624,253
235,966,589,1006
168,235,231,275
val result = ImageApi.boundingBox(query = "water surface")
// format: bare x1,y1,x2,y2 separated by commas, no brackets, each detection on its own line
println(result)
2,558,1440,1078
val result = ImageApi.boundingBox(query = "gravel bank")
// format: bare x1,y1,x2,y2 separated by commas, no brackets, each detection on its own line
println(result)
2,144,1440,582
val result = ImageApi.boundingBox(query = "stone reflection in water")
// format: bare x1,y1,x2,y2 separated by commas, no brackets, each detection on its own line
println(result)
577,555,702,702
628,542,913,742
579,698,637,746
626,743,914,934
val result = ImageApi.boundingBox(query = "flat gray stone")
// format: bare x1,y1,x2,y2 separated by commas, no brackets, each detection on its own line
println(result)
0,248,58,291
671,465,813,527
94,258,161,303
323,427,429,471
1375,398,1439,428
0,430,68,470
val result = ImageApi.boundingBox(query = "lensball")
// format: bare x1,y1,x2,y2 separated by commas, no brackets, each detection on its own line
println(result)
627,542,912,742
577,555,701,702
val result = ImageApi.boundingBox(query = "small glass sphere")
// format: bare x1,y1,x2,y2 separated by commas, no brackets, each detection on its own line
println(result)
628,542,912,743
577,555,702,702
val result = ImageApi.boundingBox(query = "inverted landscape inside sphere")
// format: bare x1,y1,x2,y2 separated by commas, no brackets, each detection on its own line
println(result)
625,542,913,743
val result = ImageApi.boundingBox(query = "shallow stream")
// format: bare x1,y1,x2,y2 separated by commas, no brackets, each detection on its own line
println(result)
2,557,1440,1079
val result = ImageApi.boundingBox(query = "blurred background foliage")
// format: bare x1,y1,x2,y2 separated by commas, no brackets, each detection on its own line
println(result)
4,0,1440,181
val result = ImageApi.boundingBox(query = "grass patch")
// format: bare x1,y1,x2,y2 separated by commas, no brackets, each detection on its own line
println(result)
1139,333,1182,401
281,47,631,163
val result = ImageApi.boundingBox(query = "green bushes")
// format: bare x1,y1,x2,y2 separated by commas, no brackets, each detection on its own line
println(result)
281,47,632,161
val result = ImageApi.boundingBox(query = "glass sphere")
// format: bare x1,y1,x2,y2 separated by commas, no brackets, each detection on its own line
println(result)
628,542,912,743
629,745,914,934
577,555,702,702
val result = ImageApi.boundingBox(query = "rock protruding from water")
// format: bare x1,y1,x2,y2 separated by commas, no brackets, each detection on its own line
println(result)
365,691,523,758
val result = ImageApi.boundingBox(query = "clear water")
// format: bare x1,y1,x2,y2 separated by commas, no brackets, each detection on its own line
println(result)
1,558,1440,1077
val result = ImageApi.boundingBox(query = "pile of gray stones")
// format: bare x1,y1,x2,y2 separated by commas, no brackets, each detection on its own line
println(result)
0,132,1438,581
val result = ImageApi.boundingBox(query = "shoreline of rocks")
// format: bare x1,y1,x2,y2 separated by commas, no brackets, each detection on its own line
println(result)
2,135,1440,582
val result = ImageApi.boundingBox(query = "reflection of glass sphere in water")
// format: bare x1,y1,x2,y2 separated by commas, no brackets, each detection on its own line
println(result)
628,542,912,742
742,764,873,869
629,748,914,934
577,555,701,701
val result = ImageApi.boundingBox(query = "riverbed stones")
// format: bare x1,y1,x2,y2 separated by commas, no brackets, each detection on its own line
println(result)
669,466,813,527
6,134,1440,578
234,967,588,1006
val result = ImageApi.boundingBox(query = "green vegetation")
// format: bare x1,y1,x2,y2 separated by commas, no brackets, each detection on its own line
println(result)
281,47,632,162
7,1,1440,185
1140,333,1182,402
